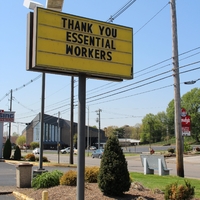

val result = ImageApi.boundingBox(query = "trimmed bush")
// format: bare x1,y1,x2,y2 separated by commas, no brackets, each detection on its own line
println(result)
60,170,77,186
32,170,63,189
13,146,21,160
164,180,195,200
35,156,49,162
98,134,131,196
85,166,99,183
25,153,35,161
168,148,175,154
3,139,12,159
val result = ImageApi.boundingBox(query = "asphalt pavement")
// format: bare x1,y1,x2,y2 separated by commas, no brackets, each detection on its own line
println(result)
0,152,200,199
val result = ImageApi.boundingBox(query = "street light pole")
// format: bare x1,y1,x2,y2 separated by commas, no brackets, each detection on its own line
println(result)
57,111,60,164
96,109,102,149
170,0,184,177
184,78,200,85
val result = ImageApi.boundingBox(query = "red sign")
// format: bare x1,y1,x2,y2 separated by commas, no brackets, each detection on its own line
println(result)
181,115,191,127
0,111,15,122
181,108,191,136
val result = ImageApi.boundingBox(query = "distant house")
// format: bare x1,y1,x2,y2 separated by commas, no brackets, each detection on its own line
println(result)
22,113,106,150
118,138,140,146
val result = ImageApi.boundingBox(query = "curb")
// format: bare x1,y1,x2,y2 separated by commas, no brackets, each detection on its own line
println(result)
13,191,34,200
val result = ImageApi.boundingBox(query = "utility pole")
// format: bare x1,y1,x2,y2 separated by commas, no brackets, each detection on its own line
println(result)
170,0,184,177
8,89,12,140
96,109,102,149
70,76,74,164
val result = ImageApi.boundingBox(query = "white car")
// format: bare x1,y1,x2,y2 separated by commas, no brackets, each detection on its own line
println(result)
90,146,97,150
60,147,77,154
33,148,40,154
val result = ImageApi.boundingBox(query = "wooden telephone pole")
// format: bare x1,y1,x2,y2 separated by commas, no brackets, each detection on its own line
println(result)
170,0,184,177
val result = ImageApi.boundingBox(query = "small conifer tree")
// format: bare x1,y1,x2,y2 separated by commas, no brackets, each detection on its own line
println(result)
14,146,21,160
98,134,131,196
3,139,12,159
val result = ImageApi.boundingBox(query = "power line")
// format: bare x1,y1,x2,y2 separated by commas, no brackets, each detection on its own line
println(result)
134,2,170,35
107,0,137,22
87,65,200,105
13,74,42,92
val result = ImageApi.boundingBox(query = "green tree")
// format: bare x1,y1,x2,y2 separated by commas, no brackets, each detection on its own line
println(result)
166,99,176,138
122,125,133,138
30,142,39,149
113,127,125,138
155,112,168,142
104,126,117,137
166,88,200,142
98,134,131,196
133,123,142,140
16,135,26,147
142,114,156,143
181,88,200,142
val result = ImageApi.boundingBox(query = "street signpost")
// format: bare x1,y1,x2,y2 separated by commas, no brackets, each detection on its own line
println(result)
26,6,133,200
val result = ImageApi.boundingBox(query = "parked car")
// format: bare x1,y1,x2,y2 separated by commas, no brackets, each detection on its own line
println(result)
91,149,104,159
33,148,40,154
60,147,77,154
90,146,97,150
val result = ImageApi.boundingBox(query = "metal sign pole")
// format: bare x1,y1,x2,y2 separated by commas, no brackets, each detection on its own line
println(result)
77,74,86,200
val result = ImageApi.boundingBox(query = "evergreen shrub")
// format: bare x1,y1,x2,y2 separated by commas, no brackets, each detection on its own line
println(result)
98,134,131,196
3,139,12,159
13,146,21,160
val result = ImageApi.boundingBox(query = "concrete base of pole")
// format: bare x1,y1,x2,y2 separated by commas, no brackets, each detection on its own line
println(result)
33,169,48,178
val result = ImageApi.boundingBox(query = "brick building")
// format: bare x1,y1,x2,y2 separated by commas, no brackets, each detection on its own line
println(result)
22,113,106,150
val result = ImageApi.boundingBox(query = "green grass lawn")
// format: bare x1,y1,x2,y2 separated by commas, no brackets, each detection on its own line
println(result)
130,172,200,198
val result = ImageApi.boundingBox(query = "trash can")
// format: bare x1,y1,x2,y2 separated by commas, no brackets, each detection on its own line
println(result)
16,163,33,188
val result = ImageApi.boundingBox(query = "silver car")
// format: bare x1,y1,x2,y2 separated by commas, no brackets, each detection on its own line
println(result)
60,147,70,154
91,149,104,159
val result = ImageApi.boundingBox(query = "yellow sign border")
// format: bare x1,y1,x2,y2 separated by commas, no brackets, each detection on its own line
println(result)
31,7,133,80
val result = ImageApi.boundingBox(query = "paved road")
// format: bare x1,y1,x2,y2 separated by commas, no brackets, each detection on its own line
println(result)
1,151,200,199
40,152,200,179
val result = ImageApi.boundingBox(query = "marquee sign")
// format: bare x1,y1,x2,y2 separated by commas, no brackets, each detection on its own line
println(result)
27,7,133,81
